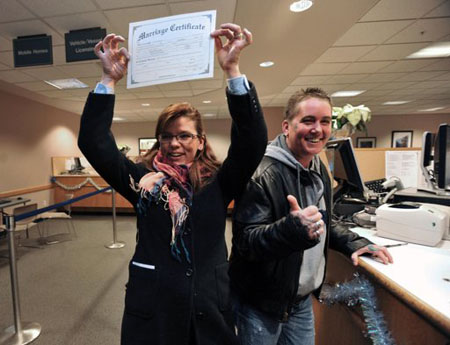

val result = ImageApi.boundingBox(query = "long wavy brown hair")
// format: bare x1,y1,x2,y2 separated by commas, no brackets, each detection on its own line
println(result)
139,102,221,192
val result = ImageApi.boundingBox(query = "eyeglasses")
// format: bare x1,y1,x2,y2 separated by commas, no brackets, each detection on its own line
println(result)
158,133,200,144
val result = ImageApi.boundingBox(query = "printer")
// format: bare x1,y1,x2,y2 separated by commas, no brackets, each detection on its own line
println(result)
376,202,449,246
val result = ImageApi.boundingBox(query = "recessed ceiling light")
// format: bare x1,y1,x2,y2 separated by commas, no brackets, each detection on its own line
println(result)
382,101,411,105
418,107,445,112
44,78,88,90
331,90,366,97
113,117,124,121
259,61,274,68
290,0,313,12
141,103,150,107
203,113,215,117
202,100,212,104
407,42,450,59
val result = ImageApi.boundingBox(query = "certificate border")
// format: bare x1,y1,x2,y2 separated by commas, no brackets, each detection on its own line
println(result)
127,10,216,88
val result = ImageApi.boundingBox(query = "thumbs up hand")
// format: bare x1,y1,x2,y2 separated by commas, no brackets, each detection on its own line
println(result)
287,195,323,241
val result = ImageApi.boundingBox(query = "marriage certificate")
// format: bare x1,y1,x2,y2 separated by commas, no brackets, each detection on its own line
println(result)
127,10,216,88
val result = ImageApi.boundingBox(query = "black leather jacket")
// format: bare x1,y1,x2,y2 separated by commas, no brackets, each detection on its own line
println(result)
229,155,370,321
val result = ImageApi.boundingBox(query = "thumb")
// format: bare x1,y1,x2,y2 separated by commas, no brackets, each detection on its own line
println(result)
287,195,301,212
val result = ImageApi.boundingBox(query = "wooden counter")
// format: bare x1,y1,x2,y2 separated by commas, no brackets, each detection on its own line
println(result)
53,175,134,212
313,228,450,344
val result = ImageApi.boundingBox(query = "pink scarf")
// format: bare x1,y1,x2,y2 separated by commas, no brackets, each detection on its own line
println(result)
135,151,192,262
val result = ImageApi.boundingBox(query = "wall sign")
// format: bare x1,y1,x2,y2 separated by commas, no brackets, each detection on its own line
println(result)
65,27,106,62
13,34,53,67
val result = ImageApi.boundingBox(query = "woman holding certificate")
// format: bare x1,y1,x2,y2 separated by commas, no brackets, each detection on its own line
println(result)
78,23,267,345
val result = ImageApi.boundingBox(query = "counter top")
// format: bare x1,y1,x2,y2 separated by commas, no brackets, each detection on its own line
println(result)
351,227,450,334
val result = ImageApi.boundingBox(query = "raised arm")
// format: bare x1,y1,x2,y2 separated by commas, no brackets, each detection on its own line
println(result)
78,34,144,204
210,24,267,203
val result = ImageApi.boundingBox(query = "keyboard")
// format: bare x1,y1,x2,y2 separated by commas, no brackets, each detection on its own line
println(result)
364,178,387,194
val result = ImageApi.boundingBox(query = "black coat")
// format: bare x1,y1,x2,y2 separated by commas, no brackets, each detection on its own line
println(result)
230,155,371,321
78,84,267,345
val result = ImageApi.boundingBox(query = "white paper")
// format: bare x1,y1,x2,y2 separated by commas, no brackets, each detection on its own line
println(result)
127,10,216,88
385,151,421,188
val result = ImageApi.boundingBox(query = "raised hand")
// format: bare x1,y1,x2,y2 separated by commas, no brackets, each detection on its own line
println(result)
287,195,324,241
210,23,252,79
94,34,131,88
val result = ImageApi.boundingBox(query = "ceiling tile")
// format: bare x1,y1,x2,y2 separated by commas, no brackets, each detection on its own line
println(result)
95,0,165,10
19,0,97,17
45,12,112,34
0,36,11,52
377,59,437,73
324,74,369,84
405,80,449,88
419,59,450,72
358,43,428,61
133,90,165,98
104,5,169,38
372,81,416,89
15,80,57,91
338,61,393,74
360,0,444,21
387,18,450,44
316,46,376,63
334,21,414,46
158,81,191,91
22,66,70,80
290,75,329,85
0,51,13,67
0,70,36,82
0,20,64,45
169,0,236,28
0,2,35,23
58,63,103,78
361,73,408,82
190,79,223,89
424,0,450,17
161,90,193,97
300,63,348,75
396,70,443,81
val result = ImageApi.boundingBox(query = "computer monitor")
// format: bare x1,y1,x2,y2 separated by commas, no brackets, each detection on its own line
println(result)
69,157,85,174
419,123,450,195
434,123,450,190
326,138,367,201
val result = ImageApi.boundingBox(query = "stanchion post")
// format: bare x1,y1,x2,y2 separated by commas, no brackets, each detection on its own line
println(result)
105,189,125,249
0,215,41,345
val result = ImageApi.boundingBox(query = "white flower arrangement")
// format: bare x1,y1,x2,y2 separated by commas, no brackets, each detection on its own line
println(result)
332,104,372,135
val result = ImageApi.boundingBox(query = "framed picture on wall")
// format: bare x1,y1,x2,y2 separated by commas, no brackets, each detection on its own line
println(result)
356,137,376,148
139,137,157,155
391,131,413,148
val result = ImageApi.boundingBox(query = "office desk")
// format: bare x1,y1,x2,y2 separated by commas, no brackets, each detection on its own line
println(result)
313,227,450,345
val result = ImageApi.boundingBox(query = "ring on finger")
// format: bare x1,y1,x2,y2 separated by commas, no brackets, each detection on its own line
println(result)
314,229,320,236
314,220,321,230
234,32,244,40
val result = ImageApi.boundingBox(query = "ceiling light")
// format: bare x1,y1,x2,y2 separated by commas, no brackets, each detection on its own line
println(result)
418,107,445,112
382,101,411,105
290,0,313,12
407,42,450,59
141,103,150,107
331,90,366,97
203,113,215,117
202,100,212,104
44,78,88,90
113,117,124,121
259,61,274,68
